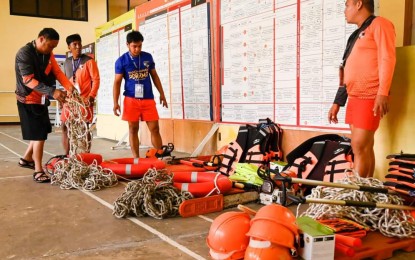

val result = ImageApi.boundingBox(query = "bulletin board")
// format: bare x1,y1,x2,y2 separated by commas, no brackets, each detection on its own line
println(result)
220,0,355,130
95,10,135,115
135,0,213,121
95,0,375,133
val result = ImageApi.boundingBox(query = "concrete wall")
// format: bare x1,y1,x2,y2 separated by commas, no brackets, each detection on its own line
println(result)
0,0,107,122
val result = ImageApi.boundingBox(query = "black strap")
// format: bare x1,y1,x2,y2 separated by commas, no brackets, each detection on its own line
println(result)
342,15,376,67
334,15,376,106
333,87,348,106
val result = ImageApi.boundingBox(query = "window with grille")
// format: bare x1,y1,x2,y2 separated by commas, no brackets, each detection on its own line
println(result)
10,0,88,21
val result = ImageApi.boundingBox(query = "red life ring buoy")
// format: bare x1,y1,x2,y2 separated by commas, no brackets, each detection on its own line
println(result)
75,153,103,165
166,164,208,172
101,158,165,178
172,171,232,197
45,153,103,174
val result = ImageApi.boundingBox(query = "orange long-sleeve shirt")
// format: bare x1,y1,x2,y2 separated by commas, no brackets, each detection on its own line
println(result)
344,17,396,99
63,54,100,99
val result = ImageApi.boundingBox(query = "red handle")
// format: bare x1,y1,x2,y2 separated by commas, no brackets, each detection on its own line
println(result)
189,158,205,164
179,160,203,167
335,234,362,247
190,158,218,167
335,242,355,257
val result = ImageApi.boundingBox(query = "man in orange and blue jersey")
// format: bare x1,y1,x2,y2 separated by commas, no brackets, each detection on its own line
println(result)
112,31,168,158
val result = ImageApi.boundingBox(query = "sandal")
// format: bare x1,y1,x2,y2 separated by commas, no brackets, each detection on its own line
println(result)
18,158,35,170
33,171,50,183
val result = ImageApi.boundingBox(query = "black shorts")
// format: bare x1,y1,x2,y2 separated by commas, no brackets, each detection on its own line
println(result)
17,102,52,141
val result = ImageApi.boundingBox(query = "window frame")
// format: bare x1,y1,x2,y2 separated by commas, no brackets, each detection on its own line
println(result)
9,0,88,22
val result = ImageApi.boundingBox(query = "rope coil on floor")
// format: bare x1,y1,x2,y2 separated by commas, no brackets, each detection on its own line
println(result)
301,171,415,238
50,91,118,190
51,157,118,191
113,168,193,219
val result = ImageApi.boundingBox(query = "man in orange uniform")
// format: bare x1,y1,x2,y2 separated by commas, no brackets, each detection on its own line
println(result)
61,34,100,155
15,28,74,183
328,0,396,177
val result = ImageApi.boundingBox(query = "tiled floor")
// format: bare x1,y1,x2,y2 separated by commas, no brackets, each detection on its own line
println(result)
0,125,413,259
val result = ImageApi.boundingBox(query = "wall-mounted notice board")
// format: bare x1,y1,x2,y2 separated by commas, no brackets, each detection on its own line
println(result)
95,10,135,115
220,0,355,130
96,0,363,132
136,0,213,121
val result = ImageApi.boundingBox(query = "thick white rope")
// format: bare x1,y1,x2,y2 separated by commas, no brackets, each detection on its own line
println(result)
302,170,415,238
113,168,193,219
51,158,118,191
51,90,118,190
65,90,91,155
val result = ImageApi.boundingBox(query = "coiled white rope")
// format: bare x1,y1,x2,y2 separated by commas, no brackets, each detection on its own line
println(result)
51,157,118,191
301,170,415,238
113,168,193,219
51,90,118,190
65,90,91,155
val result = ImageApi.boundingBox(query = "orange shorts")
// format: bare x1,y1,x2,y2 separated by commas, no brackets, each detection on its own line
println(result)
345,97,380,131
61,103,94,123
122,97,159,122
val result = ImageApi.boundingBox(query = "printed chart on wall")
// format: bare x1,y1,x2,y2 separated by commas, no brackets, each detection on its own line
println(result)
220,0,355,130
136,0,213,121
95,12,134,115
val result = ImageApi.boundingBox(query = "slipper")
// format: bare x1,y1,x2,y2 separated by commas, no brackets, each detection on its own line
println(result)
33,171,50,183
18,158,35,170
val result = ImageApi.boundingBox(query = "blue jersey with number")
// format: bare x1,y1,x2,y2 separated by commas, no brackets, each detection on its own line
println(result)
115,51,156,99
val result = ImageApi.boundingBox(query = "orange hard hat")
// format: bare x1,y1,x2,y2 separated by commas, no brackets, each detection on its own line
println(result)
252,204,298,235
247,219,297,250
206,211,251,259
244,237,293,260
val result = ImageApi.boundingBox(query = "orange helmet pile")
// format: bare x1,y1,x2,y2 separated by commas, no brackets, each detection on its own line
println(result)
206,204,299,260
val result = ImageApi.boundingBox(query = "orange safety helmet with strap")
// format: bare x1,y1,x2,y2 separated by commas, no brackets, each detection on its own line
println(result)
246,204,299,256
244,237,292,260
206,211,251,259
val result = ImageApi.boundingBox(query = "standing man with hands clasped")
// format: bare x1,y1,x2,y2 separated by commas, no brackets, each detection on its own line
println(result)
112,31,168,158
328,0,396,178
15,28,74,183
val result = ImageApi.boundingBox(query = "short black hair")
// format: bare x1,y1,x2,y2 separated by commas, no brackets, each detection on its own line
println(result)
364,0,375,13
354,0,374,13
38,28,60,41
126,31,144,44
66,34,82,46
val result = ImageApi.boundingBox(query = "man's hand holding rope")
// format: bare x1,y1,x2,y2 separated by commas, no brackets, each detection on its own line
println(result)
53,89,67,103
